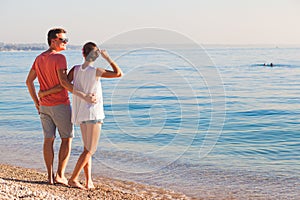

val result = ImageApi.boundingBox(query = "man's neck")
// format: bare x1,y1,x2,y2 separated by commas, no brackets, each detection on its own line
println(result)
47,45,62,53
48,48,59,53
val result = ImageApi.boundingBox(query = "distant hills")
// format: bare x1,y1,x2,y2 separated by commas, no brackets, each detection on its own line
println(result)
0,42,80,51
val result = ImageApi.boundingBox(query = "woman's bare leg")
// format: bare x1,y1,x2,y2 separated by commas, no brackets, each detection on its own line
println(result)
68,123,101,189
68,124,89,189
84,157,95,189
83,123,101,189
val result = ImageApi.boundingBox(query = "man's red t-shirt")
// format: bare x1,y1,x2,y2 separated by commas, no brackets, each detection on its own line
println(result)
32,51,70,106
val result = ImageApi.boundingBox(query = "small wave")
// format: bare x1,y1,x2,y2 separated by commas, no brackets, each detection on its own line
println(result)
234,109,293,117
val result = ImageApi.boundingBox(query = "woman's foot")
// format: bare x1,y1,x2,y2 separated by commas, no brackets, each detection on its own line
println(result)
86,181,95,190
48,174,55,185
68,179,87,190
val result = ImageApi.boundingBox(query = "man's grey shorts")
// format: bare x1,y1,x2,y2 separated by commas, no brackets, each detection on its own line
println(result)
40,104,74,138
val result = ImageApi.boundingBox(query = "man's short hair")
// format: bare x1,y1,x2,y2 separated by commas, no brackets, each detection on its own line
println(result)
47,28,67,46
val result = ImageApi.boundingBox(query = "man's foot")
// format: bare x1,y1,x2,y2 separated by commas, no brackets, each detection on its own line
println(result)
55,175,69,186
68,179,87,190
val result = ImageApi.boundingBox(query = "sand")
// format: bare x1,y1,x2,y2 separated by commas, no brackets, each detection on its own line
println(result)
0,163,193,200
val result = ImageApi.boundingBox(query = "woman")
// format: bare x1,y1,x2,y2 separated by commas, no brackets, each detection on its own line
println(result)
68,42,122,189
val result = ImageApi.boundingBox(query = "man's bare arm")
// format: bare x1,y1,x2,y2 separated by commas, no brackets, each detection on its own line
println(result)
38,85,63,98
57,69,97,103
26,69,39,112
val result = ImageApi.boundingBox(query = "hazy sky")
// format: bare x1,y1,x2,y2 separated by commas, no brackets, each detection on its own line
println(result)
1,0,299,45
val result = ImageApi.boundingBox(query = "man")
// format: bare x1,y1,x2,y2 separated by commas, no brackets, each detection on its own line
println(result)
26,28,74,185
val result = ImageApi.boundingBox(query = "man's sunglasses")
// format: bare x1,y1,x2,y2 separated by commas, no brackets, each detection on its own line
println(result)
57,38,69,43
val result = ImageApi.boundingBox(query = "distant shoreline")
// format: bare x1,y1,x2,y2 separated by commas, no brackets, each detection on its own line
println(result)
0,43,80,51
1,42,300,52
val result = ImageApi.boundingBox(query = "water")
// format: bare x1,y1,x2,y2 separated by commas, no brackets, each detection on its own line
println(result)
0,46,299,199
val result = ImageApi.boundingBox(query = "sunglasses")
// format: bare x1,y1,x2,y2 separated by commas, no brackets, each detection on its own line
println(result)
57,38,69,43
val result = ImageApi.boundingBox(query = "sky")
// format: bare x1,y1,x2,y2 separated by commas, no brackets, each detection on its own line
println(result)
0,0,299,45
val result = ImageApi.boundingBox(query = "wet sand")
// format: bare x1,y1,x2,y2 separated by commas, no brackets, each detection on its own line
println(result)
0,163,194,200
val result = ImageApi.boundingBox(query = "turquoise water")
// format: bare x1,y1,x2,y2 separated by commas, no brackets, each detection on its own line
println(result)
0,46,299,198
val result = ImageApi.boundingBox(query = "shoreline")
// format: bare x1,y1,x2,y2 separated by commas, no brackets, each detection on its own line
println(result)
0,163,193,200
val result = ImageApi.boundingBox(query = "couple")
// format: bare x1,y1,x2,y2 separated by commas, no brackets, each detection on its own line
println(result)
26,28,122,190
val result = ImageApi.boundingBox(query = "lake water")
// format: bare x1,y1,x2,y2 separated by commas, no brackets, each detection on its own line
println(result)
0,45,299,199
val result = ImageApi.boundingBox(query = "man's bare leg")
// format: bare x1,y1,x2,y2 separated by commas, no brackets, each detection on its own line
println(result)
55,138,72,185
43,138,55,184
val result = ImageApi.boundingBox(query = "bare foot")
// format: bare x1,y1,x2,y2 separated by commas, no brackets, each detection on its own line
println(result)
68,179,87,190
48,174,55,185
86,181,95,190
55,175,69,186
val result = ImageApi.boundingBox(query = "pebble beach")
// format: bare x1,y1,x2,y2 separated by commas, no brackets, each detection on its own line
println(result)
0,164,192,200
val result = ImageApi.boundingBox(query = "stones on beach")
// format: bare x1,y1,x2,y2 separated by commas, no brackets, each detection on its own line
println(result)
0,178,64,200
0,164,192,200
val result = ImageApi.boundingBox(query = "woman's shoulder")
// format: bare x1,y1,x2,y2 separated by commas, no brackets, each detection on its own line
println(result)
95,67,105,72
96,67,106,76
71,64,81,70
